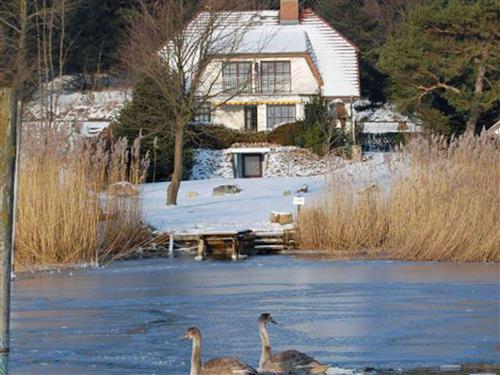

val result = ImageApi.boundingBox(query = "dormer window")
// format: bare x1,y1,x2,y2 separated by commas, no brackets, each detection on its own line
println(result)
261,61,291,94
222,62,252,94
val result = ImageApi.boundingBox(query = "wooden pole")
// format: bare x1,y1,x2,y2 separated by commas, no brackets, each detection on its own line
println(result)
0,88,18,369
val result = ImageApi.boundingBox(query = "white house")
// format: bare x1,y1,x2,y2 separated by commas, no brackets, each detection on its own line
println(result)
183,0,361,178
192,0,361,132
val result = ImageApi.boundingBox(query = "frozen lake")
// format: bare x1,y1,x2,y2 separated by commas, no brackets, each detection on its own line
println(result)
8,256,500,374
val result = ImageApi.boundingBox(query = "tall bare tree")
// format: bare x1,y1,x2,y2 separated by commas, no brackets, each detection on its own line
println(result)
0,0,71,123
122,0,269,206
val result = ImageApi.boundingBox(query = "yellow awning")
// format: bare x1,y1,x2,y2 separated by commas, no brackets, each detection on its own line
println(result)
214,100,301,106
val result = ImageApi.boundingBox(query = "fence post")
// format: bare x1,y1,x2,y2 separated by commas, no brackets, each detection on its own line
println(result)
0,87,18,374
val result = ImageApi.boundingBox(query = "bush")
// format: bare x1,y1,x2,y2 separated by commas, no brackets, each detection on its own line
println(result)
268,123,303,146
295,94,353,156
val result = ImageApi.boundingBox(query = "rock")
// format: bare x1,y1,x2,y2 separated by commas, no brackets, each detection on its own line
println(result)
357,183,380,195
296,184,309,194
351,145,362,161
270,212,294,225
213,185,242,196
283,190,292,196
187,191,199,198
107,181,139,197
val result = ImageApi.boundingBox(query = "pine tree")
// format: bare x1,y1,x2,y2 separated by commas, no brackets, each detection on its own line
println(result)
112,78,193,182
378,0,499,134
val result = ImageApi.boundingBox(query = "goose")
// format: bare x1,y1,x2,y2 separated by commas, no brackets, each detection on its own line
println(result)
258,313,330,374
183,326,258,375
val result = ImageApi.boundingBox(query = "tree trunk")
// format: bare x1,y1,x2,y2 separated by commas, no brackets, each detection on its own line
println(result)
166,124,185,206
465,51,487,134
0,88,18,356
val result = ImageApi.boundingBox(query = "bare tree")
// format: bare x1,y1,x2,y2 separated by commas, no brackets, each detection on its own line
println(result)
122,0,269,206
0,0,71,123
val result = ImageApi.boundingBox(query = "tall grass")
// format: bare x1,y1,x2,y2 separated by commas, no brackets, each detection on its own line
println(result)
296,133,500,262
15,125,151,270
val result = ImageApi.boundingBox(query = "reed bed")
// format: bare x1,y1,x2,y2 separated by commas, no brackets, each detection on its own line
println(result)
15,124,151,270
296,133,500,262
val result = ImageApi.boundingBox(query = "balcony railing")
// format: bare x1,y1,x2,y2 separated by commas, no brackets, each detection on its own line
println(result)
222,77,252,95
221,75,292,95
260,75,291,94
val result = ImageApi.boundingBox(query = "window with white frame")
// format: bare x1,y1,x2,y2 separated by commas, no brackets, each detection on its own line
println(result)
267,105,296,128
222,62,252,94
261,61,291,94
194,102,211,124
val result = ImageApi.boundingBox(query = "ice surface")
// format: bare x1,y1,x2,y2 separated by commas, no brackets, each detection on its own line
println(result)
9,256,500,374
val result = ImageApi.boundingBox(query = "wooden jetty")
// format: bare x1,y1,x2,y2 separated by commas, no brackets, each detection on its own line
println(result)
193,229,254,261
155,228,295,260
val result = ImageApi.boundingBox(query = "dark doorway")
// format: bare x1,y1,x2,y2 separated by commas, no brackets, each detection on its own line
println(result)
244,106,258,132
242,154,263,178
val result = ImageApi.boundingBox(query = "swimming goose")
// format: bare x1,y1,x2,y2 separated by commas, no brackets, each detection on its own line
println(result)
183,326,258,375
258,313,329,374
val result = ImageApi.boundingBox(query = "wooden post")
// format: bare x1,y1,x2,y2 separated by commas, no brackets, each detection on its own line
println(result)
231,236,238,261
0,88,17,371
195,237,205,261
168,232,174,257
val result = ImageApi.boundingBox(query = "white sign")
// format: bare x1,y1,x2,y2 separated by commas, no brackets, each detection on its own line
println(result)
293,197,305,206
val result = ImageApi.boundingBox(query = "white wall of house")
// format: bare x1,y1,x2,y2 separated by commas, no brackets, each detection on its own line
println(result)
213,105,245,130
201,55,358,132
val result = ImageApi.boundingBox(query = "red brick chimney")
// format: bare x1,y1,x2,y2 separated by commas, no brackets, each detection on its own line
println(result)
280,0,299,25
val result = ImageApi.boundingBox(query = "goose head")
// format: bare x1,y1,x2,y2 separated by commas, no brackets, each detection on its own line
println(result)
258,313,278,325
183,326,201,341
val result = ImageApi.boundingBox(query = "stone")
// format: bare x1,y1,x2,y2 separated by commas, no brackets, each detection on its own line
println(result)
212,184,242,196
352,145,362,161
270,212,294,225
296,184,309,194
283,190,292,196
107,181,139,197
187,191,199,198
357,183,380,195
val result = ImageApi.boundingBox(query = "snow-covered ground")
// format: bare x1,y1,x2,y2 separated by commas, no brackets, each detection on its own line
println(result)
142,176,326,234
142,154,395,234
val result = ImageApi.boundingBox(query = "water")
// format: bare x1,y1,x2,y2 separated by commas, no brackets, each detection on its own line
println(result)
8,256,500,374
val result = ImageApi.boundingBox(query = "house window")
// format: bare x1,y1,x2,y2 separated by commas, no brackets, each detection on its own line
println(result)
267,105,296,128
261,61,291,94
194,102,211,124
222,62,252,94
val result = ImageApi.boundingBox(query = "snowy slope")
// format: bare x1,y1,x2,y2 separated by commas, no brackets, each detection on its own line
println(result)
142,154,394,234
142,176,326,234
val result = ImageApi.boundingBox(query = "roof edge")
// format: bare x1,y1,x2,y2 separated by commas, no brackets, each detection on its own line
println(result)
302,8,360,52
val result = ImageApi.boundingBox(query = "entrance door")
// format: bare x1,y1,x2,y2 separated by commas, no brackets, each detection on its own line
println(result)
244,106,258,132
242,154,263,178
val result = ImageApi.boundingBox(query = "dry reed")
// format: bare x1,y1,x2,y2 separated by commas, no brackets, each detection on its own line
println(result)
15,124,151,270
296,132,500,262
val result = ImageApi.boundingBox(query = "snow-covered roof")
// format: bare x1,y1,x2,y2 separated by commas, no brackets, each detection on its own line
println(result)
190,9,360,98
236,26,308,54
